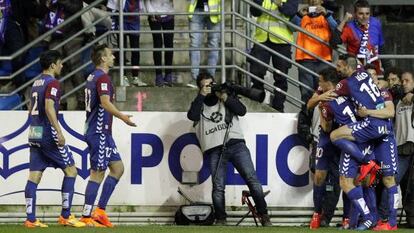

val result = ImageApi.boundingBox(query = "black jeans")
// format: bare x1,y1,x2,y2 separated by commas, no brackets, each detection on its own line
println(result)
249,40,292,112
207,141,268,220
126,33,140,77
148,17,174,76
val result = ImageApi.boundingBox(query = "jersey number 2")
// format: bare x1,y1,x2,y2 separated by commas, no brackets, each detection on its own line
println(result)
31,92,39,115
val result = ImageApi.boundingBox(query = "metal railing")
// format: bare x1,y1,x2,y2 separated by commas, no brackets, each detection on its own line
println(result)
1,0,413,111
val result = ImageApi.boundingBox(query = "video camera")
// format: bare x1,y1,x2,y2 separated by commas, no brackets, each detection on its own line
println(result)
389,84,405,101
209,82,265,103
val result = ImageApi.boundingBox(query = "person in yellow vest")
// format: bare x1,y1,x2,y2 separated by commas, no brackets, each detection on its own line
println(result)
250,0,298,112
187,0,221,88
291,0,339,104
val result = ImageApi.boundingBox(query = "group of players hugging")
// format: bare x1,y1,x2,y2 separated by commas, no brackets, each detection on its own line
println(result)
308,54,399,231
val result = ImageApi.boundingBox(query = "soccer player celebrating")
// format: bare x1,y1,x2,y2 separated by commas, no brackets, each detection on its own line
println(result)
318,68,378,230
25,50,85,228
80,44,136,227
307,69,340,229
331,55,398,230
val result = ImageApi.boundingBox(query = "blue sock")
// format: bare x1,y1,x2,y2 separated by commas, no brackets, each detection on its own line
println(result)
61,176,76,218
332,139,365,163
98,176,119,210
82,181,100,217
363,187,378,223
313,183,326,213
25,181,38,222
349,202,360,228
387,185,398,227
343,192,350,219
347,186,372,222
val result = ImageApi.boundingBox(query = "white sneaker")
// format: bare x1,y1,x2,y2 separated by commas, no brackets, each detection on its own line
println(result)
131,76,148,87
186,79,197,88
122,76,131,87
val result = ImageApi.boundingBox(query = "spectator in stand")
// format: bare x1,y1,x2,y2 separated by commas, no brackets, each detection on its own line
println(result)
338,0,391,74
249,0,299,112
291,0,340,104
0,0,48,87
81,1,112,39
144,0,175,87
107,0,148,87
187,0,221,88
43,0,85,110
385,67,405,106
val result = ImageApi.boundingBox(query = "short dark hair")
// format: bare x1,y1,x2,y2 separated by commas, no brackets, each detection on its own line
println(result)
402,71,414,80
338,54,358,70
364,63,377,71
91,44,109,66
196,72,214,88
39,50,62,70
354,0,370,12
320,67,340,85
384,66,402,79
338,53,350,61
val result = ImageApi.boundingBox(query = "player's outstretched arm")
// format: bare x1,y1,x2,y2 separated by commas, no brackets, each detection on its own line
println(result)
100,95,137,127
45,99,65,146
357,100,395,119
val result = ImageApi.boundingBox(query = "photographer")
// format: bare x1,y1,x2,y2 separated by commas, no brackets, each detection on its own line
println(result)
385,67,405,106
187,73,271,226
393,71,414,227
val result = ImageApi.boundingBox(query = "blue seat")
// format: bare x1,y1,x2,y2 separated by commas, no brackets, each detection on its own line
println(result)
25,46,46,81
0,60,12,76
0,94,22,110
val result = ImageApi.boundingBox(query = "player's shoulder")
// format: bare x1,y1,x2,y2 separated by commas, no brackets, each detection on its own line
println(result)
316,86,323,95
320,102,332,119
335,78,348,90
96,73,111,83
380,88,392,99
87,69,109,81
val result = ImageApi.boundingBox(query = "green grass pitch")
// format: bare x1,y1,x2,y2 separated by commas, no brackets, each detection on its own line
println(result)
0,225,413,233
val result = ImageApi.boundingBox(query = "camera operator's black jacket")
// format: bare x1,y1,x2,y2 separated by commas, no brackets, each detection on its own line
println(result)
187,94,246,122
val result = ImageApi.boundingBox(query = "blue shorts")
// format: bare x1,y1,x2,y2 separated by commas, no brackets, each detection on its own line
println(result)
339,152,358,178
86,134,121,171
373,134,398,176
29,140,75,171
315,132,339,171
339,142,374,178
348,117,392,143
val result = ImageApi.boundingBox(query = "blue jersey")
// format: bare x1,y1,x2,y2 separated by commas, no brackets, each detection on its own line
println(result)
85,69,114,136
124,0,140,26
28,74,61,142
335,70,385,110
321,96,358,126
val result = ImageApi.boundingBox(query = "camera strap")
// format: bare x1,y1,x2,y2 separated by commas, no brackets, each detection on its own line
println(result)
212,108,234,183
